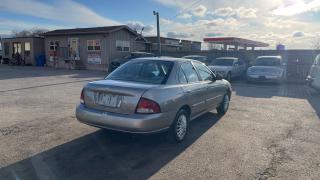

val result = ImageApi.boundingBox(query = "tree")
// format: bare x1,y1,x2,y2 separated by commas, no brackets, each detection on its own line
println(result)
12,28,48,37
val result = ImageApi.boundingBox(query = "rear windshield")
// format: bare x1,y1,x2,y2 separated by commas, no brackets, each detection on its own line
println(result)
254,57,281,66
123,53,154,60
106,60,173,84
184,56,207,62
212,59,234,66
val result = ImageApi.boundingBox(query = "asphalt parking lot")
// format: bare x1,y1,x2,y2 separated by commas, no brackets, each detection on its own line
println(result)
0,65,320,180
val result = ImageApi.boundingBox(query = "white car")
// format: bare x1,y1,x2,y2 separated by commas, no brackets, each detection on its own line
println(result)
307,54,320,90
247,56,286,83
207,57,246,82
182,55,209,65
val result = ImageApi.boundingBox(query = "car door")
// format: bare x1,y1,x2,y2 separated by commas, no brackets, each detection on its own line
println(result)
193,62,223,109
180,62,207,118
238,59,246,76
311,55,320,78
311,55,320,89
233,59,240,77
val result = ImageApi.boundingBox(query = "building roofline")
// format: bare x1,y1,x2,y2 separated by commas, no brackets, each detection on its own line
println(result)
1,36,44,40
203,37,268,47
43,25,138,36
145,36,202,43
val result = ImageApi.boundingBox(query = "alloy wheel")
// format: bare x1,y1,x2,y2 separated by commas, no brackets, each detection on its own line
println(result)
176,114,187,140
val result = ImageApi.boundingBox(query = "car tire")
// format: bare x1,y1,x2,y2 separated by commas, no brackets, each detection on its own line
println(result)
168,109,189,143
217,94,230,116
226,72,232,82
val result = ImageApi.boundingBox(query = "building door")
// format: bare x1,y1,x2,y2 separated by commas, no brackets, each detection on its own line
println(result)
13,42,22,55
68,38,80,60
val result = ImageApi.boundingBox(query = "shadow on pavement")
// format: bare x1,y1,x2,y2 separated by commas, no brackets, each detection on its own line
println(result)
0,112,221,180
232,82,320,118
0,65,106,80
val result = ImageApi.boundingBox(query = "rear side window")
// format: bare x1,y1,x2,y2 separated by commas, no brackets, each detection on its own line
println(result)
180,62,200,83
193,62,212,81
177,68,188,84
107,60,173,84
315,55,320,65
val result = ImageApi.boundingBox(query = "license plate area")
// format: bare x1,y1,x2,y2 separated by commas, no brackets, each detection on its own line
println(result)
259,76,266,80
94,92,122,108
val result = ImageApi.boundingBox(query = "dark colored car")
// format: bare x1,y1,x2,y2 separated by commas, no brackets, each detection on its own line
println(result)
109,52,155,72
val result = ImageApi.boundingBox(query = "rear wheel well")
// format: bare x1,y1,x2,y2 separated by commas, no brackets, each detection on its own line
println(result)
180,105,191,117
227,88,232,98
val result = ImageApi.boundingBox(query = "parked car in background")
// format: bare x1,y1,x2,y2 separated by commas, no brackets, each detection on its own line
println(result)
182,55,209,65
207,57,246,82
247,56,286,83
76,57,232,143
109,52,155,72
307,54,320,90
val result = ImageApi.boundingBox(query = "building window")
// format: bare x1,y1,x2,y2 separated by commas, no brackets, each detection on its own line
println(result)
4,42,9,56
24,42,31,56
116,40,130,52
49,41,59,51
87,40,101,51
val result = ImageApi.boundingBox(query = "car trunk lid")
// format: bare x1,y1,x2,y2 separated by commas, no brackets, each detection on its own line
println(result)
83,80,159,115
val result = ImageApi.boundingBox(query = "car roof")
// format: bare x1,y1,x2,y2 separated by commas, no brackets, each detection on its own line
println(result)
132,56,199,63
183,55,206,57
131,52,154,55
216,57,238,60
257,56,281,59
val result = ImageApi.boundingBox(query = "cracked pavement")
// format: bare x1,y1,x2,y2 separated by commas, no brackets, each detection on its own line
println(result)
0,65,320,180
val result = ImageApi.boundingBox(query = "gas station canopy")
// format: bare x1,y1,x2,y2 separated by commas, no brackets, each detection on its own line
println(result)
203,37,269,50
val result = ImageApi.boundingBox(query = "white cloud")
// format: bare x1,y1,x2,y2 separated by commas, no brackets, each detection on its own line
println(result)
211,7,257,19
0,19,66,35
177,13,192,19
237,7,257,18
160,18,174,25
192,5,207,17
152,0,320,49
273,0,320,16
213,7,235,17
0,0,119,27
292,31,305,37
167,31,194,38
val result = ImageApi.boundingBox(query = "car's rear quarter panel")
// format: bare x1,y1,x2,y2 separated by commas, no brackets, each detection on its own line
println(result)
142,85,186,126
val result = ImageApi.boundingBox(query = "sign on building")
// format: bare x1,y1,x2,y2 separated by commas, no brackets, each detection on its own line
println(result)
88,52,101,64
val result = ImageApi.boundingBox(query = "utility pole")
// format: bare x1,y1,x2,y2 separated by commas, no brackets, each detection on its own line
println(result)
153,11,161,56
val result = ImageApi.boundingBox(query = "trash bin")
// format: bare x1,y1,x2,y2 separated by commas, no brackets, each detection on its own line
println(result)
36,55,46,66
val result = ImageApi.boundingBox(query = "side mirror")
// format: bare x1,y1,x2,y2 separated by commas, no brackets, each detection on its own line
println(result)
215,73,223,80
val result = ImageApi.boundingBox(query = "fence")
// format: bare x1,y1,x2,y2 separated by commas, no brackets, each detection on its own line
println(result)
155,49,320,83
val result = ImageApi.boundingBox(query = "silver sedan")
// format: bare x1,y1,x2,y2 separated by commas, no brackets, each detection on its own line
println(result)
76,57,232,142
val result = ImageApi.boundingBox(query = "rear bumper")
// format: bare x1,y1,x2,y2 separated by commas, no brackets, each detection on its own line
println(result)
247,74,283,82
76,104,173,133
306,76,314,86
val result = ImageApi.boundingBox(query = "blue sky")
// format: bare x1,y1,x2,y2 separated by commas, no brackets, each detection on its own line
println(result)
1,0,320,49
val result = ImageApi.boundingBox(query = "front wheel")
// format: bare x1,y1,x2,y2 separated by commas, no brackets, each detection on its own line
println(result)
168,109,189,143
217,94,230,115
226,72,232,82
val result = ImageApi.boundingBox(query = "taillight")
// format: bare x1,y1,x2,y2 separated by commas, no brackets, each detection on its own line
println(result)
136,97,161,114
80,89,85,104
